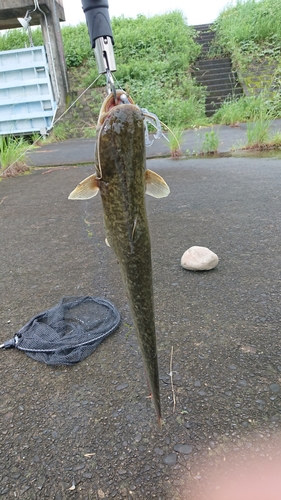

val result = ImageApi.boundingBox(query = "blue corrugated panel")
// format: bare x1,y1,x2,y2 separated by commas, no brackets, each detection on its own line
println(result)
0,46,57,135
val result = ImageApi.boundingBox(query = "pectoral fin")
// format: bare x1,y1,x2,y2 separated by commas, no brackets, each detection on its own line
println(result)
68,174,100,200
145,169,170,198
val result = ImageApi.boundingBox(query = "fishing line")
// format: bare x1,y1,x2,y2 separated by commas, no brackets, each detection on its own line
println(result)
1,74,102,177
159,120,180,147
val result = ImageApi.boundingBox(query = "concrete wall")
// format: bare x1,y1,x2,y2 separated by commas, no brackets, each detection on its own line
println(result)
237,60,279,97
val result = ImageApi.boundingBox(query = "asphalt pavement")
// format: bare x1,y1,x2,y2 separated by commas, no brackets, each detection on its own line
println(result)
1,127,281,499
27,119,281,167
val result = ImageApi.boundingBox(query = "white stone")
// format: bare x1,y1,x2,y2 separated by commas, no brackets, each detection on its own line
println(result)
181,246,218,271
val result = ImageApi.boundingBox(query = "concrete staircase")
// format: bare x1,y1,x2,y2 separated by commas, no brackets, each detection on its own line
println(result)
192,24,243,116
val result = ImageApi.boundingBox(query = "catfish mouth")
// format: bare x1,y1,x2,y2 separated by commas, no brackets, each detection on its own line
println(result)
97,90,136,127
102,90,135,114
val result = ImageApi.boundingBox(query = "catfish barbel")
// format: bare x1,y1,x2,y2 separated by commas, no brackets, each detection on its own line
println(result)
69,91,170,426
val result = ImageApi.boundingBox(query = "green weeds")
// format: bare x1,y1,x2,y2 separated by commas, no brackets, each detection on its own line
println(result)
244,123,281,150
212,0,281,67
82,123,97,139
0,136,30,177
212,96,248,126
61,24,92,67
246,118,271,148
212,90,281,126
166,126,184,158
201,129,219,155
50,123,68,141
0,27,43,51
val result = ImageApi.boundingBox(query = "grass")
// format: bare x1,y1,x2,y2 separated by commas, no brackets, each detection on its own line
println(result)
246,118,271,148
212,96,249,126
209,0,281,130
212,0,281,66
201,129,219,155
50,123,68,141
82,122,97,139
244,115,281,150
166,126,184,158
212,89,281,125
0,136,30,177
267,131,281,149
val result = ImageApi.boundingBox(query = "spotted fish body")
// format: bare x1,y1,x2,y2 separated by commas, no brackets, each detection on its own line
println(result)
69,92,170,426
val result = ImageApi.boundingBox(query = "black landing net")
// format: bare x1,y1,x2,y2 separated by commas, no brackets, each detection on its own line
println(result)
0,296,120,365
